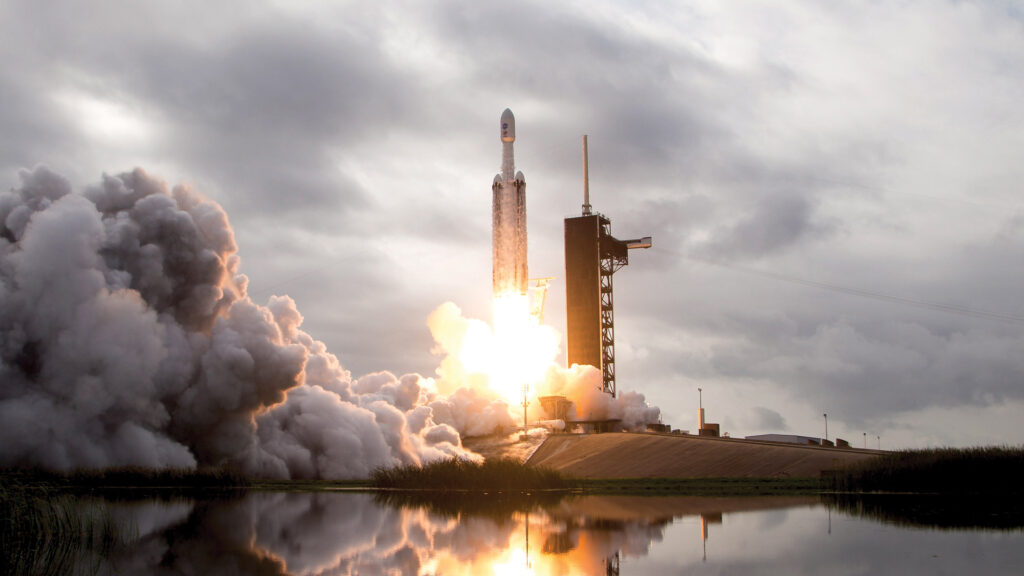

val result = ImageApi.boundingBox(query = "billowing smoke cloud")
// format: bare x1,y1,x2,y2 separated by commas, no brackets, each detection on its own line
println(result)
1,166,660,478
539,364,662,430
0,167,499,478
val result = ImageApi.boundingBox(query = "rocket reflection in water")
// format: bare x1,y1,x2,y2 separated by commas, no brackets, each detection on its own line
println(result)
492,108,527,298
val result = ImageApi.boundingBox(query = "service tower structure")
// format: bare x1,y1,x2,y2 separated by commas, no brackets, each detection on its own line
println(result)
564,135,651,398
492,108,528,297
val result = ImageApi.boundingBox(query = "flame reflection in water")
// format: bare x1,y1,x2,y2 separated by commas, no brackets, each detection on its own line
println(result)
46,492,1024,575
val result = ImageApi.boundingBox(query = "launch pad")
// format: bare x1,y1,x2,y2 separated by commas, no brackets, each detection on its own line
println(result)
488,111,654,434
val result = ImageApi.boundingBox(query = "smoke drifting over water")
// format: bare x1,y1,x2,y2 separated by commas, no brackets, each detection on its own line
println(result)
0,167,659,478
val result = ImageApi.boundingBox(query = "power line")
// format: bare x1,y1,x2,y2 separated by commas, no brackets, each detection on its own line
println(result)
798,175,1022,213
656,248,1024,325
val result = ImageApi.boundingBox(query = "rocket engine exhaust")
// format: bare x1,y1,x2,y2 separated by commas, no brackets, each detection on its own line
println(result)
492,108,527,297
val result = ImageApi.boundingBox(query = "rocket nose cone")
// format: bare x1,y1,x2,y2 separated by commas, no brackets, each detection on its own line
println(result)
500,108,516,142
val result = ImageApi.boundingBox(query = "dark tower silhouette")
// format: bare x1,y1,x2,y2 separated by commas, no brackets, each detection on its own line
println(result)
564,136,650,397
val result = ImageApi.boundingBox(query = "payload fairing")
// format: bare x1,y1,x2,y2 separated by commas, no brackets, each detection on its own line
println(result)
492,108,528,297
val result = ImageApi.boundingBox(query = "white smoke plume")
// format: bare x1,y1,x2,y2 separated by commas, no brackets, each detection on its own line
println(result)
0,167,496,478
538,364,662,430
0,166,660,478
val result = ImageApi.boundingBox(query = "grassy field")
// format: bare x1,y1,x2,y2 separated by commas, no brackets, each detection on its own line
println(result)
368,459,831,496
5,466,822,496
5,445,1022,497
371,457,571,491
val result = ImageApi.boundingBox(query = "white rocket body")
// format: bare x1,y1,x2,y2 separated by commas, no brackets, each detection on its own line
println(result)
493,108,528,297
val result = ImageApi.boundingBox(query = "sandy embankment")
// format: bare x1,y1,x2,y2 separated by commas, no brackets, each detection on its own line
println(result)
525,432,881,478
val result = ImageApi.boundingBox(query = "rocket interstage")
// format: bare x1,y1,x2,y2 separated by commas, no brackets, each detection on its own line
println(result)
492,108,528,297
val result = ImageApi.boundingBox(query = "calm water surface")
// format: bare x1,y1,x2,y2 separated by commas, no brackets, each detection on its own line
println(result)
55,492,1024,575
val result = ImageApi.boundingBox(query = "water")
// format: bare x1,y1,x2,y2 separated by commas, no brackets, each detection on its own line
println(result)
22,492,1024,575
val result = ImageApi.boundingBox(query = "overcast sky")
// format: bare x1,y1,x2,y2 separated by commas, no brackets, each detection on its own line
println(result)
3,0,1024,448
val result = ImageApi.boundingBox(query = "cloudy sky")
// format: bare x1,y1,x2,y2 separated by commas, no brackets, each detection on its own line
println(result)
3,0,1023,448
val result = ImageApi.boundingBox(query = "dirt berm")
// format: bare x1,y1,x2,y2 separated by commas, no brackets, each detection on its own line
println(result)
525,432,881,478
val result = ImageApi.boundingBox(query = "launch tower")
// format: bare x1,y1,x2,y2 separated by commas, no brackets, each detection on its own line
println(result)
564,136,651,398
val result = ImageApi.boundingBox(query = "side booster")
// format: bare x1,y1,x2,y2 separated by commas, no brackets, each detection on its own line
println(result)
492,108,527,297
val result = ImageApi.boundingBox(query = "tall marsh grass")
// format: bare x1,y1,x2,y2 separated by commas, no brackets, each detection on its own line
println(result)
824,446,1024,494
372,457,572,491
0,484,135,576
1,465,247,574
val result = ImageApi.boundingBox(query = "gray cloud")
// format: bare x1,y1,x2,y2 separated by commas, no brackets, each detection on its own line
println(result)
750,407,787,431
0,167,497,476
3,0,1024,448
695,191,831,260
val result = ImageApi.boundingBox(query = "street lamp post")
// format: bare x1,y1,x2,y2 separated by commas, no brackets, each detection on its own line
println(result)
823,413,828,442
521,383,529,440
698,388,704,432
863,432,866,449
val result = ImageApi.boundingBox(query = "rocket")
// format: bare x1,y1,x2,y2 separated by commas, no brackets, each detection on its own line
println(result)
492,108,528,297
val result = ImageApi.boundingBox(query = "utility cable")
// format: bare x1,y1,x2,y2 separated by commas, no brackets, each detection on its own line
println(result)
654,247,1024,325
